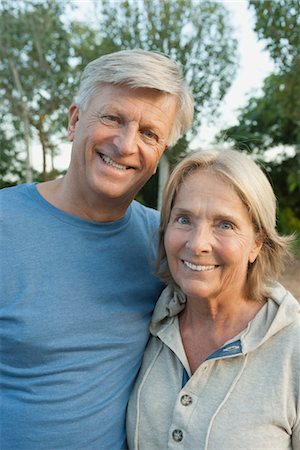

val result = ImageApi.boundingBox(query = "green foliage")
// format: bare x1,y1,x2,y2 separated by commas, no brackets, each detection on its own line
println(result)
278,207,300,238
0,119,26,188
278,207,300,253
249,0,300,69
218,65,300,152
266,154,300,232
217,0,300,238
0,0,74,183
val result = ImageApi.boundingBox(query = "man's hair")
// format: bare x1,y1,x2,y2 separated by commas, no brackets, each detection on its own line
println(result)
75,49,194,146
157,148,294,302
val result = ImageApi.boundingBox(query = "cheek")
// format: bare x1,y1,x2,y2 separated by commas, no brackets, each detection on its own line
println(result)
93,124,111,139
164,229,186,273
143,148,163,171
164,231,173,261
164,228,180,255
157,145,167,160
218,238,250,265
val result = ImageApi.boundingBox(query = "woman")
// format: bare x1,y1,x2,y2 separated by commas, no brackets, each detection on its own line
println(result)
127,149,299,450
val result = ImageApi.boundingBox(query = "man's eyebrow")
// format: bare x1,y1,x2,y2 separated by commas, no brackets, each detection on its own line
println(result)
95,105,120,114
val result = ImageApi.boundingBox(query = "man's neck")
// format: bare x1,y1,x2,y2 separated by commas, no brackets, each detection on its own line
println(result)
37,178,131,223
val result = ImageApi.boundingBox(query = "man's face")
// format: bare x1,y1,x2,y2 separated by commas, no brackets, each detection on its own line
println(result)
67,84,178,209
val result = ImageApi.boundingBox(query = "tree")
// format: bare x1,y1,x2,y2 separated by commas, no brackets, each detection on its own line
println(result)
0,0,74,183
266,154,300,243
249,0,299,70
74,0,238,207
218,65,300,152
0,115,26,188
217,0,300,241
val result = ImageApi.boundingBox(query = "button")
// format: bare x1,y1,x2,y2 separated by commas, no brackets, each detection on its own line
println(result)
172,429,183,442
180,394,192,406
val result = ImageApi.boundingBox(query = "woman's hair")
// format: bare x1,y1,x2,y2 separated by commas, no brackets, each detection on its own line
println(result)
74,49,194,146
157,148,294,302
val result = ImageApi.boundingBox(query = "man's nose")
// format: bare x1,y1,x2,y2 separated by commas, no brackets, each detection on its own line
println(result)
113,125,138,156
186,224,212,254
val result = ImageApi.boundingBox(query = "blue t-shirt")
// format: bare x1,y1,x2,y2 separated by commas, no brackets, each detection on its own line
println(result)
0,183,163,450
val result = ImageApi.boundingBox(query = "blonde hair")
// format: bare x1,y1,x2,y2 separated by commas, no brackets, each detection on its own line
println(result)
158,149,293,302
75,49,194,146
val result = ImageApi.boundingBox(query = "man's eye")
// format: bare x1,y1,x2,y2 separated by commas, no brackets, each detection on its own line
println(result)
141,129,158,141
101,115,120,124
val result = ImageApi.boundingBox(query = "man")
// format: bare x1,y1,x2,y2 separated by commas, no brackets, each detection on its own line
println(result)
0,49,193,449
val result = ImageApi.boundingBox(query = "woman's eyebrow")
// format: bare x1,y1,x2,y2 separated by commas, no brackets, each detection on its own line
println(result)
171,207,192,215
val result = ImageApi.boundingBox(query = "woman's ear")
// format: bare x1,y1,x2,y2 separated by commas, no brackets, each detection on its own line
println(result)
248,236,263,264
67,104,80,142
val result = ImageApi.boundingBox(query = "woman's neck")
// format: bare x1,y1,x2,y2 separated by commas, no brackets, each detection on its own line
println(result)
179,296,264,373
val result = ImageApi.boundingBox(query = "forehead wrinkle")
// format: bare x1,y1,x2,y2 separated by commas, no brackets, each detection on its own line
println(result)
171,206,192,215
174,174,250,222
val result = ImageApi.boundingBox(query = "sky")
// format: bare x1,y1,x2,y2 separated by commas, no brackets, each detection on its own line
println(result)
33,0,275,171
192,0,274,148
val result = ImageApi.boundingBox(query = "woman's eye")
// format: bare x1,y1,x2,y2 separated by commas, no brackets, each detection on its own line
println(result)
219,221,233,230
177,215,190,225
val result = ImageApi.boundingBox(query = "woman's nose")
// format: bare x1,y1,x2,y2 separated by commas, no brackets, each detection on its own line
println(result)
186,225,212,254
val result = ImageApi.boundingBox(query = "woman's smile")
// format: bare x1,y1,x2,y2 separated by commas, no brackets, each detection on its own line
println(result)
182,260,218,272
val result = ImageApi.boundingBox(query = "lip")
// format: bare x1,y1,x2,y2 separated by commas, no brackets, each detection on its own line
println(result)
182,260,219,272
97,152,135,170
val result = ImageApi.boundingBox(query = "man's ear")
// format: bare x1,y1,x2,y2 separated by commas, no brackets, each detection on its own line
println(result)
67,104,79,142
152,145,168,175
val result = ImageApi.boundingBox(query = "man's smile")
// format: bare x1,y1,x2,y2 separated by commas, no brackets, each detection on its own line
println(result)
99,153,133,171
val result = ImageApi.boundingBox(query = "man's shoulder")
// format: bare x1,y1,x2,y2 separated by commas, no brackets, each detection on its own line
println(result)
131,200,160,218
0,183,35,215
0,183,32,198
131,200,160,227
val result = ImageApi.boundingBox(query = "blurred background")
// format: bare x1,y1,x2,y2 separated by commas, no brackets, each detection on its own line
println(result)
0,0,299,294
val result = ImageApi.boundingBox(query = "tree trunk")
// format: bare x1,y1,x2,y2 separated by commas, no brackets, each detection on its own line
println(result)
23,113,32,183
157,153,170,211
8,59,33,183
37,117,48,181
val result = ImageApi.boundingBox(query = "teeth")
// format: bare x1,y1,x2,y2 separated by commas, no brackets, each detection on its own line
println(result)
100,154,128,171
184,261,215,271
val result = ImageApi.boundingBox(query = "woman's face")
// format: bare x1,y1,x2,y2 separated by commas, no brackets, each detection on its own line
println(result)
164,170,262,303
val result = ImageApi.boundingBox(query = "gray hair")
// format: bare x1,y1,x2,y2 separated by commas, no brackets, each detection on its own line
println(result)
157,148,294,302
75,49,194,146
